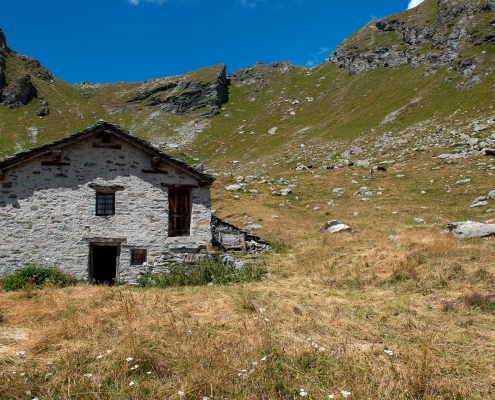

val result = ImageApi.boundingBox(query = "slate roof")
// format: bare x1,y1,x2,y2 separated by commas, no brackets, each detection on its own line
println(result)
0,120,215,184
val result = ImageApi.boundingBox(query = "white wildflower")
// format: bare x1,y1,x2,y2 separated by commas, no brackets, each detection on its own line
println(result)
147,371,152,375
106,350,112,354
178,391,185,397
16,351,26,356
83,373,92,378
259,308,265,313
300,389,308,396
261,356,267,361
129,381,135,386
384,349,393,356
341,390,351,397
96,355,103,359
328,394,335,399
319,347,326,352
45,372,53,377
47,361,54,365
130,364,139,370
126,357,134,362
264,318,269,322
252,362,258,366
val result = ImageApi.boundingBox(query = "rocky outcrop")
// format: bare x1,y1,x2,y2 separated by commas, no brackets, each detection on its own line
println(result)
328,0,490,78
126,64,228,117
447,221,495,239
228,61,293,88
0,29,51,109
1,74,37,107
0,28,8,89
18,55,54,82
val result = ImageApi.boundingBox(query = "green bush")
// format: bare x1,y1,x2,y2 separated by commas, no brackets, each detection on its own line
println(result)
138,254,267,288
1,264,77,291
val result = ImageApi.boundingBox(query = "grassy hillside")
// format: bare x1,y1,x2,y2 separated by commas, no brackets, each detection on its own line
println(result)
1,1,495,398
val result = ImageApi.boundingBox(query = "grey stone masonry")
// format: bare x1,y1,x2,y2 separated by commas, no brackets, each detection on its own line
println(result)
0,121,214,284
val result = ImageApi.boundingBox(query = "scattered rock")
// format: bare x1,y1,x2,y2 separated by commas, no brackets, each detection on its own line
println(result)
332,188,345,193
447,221,495,239
268,127,278,135
225,184,243,191
355,160,370,168
488,190,495,199
413,218,425,223
455,178,471,185
470,196,488,208
36,107,49,117
319,220,352,234
280,188,292,196
245,224,263,232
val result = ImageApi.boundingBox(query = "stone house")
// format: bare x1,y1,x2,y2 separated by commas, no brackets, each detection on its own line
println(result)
0,121,215,283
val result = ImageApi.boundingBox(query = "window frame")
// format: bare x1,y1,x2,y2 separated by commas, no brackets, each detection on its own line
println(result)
95,192,116,216
168,189,191,237
130,249,147,265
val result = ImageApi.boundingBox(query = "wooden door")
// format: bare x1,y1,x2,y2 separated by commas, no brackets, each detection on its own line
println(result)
169,189,190,236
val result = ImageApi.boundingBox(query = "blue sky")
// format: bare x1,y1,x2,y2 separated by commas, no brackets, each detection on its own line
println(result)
1,0,422,84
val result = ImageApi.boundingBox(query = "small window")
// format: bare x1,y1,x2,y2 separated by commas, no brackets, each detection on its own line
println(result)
131,249,147,265
96,192,115,216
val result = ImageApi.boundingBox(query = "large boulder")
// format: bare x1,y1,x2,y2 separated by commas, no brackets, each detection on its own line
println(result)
447,221,495,239
1,74,37,107
319,220,352,234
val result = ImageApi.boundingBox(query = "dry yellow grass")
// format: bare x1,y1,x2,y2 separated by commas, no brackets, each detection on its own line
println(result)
1,155,495,399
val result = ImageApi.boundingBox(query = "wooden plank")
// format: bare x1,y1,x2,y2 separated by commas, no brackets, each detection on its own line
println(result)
41,161,71,166
142,169,169,174
93,142,122,149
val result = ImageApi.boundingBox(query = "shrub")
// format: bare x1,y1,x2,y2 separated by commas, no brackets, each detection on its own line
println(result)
138,254,267,288
1,263,77,292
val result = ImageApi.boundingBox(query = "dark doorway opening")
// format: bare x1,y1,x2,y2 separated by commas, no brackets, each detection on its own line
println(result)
90,245,118,284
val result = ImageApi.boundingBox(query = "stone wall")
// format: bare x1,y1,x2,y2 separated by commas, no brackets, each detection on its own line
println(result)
0,134,212,283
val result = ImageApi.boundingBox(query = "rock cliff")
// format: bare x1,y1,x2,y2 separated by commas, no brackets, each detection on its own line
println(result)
328,0,494,82
125,64,228,117
0,28,53,108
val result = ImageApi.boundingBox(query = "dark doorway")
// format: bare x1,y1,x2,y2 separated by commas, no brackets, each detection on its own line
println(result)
91,245,118,284
169,189,191,236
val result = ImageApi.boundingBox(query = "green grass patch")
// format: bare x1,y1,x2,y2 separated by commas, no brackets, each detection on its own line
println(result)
138,254,267,288
1,263,77,291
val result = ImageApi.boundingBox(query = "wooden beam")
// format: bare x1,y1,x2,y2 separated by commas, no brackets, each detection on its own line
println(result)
93,142,122,149
161,183,198,189
142,169,168,174
41,161,71,166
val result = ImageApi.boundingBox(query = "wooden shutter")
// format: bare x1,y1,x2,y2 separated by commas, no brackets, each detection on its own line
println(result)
169,190,190,236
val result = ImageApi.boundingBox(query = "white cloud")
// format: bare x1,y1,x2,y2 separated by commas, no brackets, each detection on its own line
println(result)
305,60,315,67
407,0,424,9
318,47,329,55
